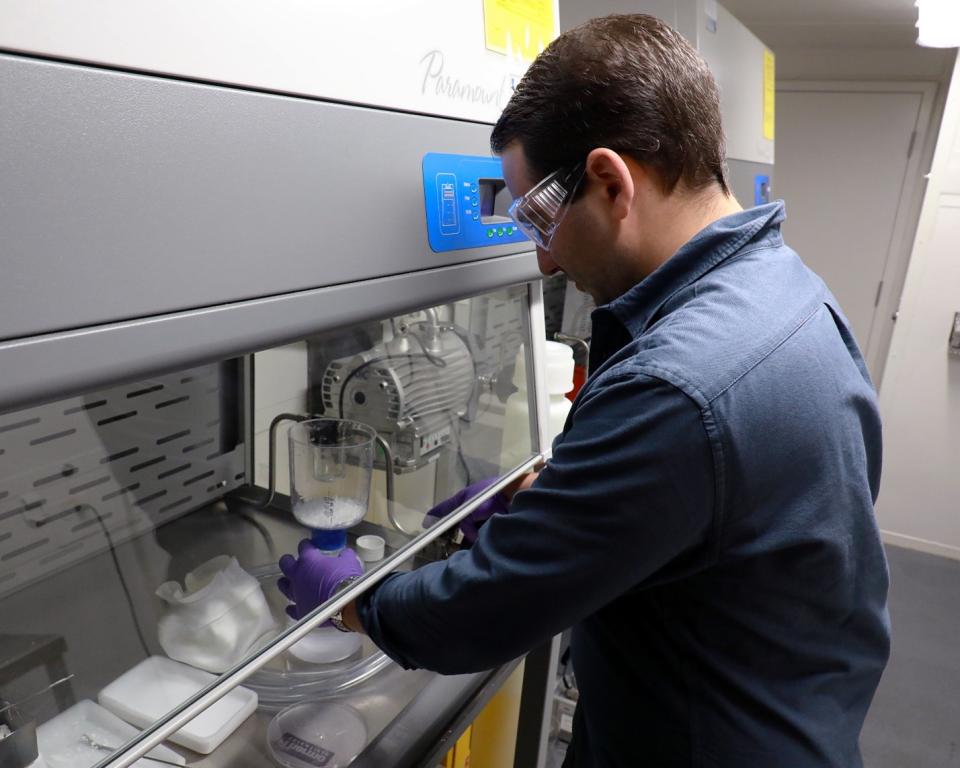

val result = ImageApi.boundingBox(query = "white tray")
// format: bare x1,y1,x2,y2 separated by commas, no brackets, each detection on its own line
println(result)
37,699,185,767
98,656,258,754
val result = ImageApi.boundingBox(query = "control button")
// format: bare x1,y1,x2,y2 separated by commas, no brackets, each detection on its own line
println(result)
487,229,495,238
497,227,504,236
473,213,480,221
471,196,479,206
471,184,478,192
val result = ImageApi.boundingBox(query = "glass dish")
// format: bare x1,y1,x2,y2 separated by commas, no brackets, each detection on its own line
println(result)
243,564,393,713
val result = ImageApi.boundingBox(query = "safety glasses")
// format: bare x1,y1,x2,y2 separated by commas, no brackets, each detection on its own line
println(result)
508,162,586,251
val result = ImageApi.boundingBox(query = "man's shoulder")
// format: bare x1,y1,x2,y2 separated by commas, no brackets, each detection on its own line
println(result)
599,245,833,405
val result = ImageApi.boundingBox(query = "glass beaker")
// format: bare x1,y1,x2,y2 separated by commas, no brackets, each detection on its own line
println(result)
288,418,376,552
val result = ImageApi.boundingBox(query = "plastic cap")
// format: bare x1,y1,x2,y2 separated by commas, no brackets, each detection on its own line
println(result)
311,529,347,553
356,535,385,562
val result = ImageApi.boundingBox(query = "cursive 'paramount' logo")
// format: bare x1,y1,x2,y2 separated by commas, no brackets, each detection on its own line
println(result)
419,49,514,107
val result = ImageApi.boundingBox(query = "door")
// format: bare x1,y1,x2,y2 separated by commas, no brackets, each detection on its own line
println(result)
775,84,934,383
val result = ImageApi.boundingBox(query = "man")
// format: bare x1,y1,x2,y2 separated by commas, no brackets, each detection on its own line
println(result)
278,14,890,767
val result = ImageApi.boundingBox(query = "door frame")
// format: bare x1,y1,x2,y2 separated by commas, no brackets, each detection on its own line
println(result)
776,80,940,386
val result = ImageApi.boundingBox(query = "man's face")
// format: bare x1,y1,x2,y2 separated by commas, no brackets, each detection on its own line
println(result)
501,142,607,302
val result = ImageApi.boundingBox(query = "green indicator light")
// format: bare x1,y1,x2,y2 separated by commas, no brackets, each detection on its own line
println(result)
507,226,515,235
487,229,495,238
497,227,504,236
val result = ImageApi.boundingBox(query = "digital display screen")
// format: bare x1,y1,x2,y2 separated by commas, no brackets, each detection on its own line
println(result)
479,178,511,222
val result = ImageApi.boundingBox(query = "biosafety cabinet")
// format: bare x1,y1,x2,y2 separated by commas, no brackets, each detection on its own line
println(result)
0,3,563,767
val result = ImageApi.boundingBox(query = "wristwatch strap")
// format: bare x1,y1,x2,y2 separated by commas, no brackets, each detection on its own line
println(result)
329,574,363,632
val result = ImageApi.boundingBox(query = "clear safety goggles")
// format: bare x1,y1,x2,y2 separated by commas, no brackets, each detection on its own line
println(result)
508,162,586,251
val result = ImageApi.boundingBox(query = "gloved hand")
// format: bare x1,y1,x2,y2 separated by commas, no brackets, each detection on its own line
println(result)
423,477,510,546
277,540,363,621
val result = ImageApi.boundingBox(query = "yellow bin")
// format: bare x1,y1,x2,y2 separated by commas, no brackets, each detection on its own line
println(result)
470,659,526,768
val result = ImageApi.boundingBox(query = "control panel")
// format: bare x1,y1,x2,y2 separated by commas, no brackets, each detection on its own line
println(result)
754,174,771,206
423,153,529,253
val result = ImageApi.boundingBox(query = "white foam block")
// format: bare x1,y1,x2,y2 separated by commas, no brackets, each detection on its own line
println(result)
98,656,257,754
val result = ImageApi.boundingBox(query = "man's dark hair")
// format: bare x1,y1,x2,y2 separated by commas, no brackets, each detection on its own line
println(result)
490,14,729,194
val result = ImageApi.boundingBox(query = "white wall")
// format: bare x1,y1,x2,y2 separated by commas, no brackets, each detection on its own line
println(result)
751,35,957,554
878,53,960,558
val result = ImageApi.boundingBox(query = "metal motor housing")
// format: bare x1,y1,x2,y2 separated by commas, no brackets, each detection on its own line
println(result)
321,320,475,471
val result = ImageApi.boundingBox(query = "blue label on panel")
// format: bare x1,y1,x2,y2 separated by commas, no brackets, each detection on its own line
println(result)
423,153,529,253
754,174,771,206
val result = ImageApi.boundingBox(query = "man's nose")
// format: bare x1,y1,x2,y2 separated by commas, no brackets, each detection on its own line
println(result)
536,247,560,276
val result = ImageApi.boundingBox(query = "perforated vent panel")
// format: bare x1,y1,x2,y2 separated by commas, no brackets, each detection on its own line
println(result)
0,363,244,598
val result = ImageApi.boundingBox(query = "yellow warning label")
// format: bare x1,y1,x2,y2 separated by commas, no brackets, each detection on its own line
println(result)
763,48,776,141
483,0,558,63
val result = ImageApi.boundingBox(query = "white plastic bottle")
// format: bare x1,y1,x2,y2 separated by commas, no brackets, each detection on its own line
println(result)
543,340,575,439
500,341,574,467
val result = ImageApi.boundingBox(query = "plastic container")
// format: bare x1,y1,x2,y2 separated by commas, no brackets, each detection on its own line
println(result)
469,661,525,768
288,418,377,553
356,535,385,570
267,701,366,768
500,342,574,468
97,657,257,754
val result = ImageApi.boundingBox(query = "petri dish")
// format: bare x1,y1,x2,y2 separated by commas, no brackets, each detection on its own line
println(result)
267,701,367,768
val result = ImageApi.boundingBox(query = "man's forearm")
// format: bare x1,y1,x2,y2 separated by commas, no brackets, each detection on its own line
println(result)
506,469,539,499
341,469,540,636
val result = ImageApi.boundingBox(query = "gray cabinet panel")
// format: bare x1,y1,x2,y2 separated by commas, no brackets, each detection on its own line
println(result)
0,54,525,341
0,254,540,414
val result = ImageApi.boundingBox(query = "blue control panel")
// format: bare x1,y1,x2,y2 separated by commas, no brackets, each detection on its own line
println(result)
423,153,529,253
754,174,771,206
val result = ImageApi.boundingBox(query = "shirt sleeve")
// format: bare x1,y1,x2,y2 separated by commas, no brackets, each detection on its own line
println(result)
357,371,717,674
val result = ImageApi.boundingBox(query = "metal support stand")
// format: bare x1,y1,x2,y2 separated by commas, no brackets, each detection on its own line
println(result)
251,412,310,510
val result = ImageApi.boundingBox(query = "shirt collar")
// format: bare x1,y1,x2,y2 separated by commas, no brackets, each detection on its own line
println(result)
597,201,786,337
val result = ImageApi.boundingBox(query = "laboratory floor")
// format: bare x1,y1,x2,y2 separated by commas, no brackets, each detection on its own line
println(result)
545,544,960,768
860,543,960,768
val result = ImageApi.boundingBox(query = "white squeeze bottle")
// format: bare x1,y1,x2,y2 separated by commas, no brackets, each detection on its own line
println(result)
500,341,574,468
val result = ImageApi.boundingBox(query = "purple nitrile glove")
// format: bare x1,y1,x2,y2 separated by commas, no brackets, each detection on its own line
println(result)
423,477,510,546
277,540,363,621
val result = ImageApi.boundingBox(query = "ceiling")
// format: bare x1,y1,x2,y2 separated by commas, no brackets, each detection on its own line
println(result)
722,0,921,48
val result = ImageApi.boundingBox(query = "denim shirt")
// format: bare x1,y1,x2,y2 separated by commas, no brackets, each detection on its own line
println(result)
359,202,891,768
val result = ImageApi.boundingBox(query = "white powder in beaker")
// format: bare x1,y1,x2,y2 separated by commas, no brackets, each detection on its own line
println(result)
292,497,366,530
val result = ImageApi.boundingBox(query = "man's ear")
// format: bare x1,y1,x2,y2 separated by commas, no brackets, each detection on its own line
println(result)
584,148,635,221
